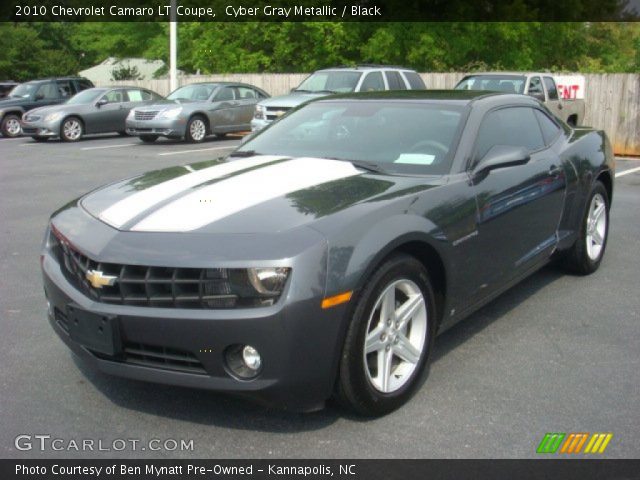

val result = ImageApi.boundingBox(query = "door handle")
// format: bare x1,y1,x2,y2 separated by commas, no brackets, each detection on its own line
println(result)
549,165,562,177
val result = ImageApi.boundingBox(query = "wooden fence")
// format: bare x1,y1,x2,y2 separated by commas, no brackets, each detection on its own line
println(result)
98,73,640,156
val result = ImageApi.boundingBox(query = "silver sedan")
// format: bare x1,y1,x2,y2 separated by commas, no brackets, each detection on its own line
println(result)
125,82,269,143
21,87,163,142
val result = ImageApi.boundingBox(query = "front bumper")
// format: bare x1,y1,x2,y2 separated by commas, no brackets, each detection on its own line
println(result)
250,118,270,132
125,118,187,138
41,212,347,411
21,119,61,137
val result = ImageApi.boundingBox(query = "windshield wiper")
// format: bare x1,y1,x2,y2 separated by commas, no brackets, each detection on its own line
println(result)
228,150,261,158
293,89,312,93
324,157,386,174
314,89,339,94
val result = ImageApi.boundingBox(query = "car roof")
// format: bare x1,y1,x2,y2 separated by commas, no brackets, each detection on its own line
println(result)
315,89,514,105
462,72,556,77
24,77,89,84
317,64,417,72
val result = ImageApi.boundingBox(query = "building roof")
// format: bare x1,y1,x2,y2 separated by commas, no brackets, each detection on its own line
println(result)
79,57,167,83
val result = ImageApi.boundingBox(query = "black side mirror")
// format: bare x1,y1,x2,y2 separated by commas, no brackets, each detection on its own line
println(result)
95,98,108,107
472,145,530,181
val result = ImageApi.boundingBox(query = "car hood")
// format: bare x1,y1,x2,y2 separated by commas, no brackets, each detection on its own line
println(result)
25,104,80,117
78,155,428,235
0,97,31,108
134,99,199,112
257,92,328,109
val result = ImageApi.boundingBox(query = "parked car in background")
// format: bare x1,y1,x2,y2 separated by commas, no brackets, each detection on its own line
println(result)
0,81,18,99
21,87,163,142
250,65,427,131
42,91,613,415
0,77,94,137
126,82,269,143
455,72,586,126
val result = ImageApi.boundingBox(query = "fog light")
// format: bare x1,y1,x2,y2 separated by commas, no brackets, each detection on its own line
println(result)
225,344,262,380
242,345,261,371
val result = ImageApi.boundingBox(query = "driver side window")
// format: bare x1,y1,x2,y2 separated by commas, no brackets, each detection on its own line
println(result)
101,90,124,104
215,87,235,101
36,83,59,100
474,107,545,162
528,77,543,96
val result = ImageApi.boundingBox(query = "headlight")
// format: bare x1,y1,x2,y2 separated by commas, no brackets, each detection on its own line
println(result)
254,104,266,120
44,112,63,122
247,267,290,295
158,107,183,119
199,267,290,308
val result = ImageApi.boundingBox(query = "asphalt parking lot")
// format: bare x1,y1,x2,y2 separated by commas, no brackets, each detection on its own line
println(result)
1,133,639,459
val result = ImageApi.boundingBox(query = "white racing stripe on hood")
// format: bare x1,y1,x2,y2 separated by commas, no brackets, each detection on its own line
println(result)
131,158,361,232
99,155,284,228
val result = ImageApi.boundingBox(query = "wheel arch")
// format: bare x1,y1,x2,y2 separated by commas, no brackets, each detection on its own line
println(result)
188,111,210,133
596,168,613,203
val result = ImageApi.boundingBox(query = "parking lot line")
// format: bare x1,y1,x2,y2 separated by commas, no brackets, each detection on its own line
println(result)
81,143,139,151
616,166,640,177
157,146,237,156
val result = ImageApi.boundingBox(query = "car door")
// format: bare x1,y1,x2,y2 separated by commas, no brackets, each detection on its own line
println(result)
465,105,566,298
88,89,127,133
542,76,563,118
208,86,240,132
234,86,262,128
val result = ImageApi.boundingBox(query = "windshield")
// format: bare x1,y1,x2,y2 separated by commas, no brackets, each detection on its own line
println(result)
9,83,37,99
296,72,362,93
166,84,216,101
235,100,465,175
455,75,526,94
66,89,105,105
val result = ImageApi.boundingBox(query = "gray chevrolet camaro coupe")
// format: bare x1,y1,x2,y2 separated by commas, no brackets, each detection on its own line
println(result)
125,82,269,143
21,87,163,142
41,91,614,416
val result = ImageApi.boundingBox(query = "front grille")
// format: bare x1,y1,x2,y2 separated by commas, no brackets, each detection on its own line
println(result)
265,106,291,121
49,228,277,309
134,110,158,121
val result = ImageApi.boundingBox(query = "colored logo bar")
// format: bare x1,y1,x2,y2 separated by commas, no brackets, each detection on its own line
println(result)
537,433,613,454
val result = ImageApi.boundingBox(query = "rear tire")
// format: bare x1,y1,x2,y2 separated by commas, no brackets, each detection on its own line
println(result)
139,135,158,143
561,181,609,275
185,115,207,143
1,114,22,138
335,254,436,416
60,117,83,142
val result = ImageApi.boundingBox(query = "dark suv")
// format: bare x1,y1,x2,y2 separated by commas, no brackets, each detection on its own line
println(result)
0,77,94,137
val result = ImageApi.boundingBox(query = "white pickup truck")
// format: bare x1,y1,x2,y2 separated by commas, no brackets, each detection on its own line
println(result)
455,72,586,126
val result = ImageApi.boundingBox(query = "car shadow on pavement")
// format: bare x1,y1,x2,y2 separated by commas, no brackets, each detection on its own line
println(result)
72,264,564,430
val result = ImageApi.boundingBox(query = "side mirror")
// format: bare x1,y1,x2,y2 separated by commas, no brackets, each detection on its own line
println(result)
472,145,530,180
95,98,108,107
34,93,45,101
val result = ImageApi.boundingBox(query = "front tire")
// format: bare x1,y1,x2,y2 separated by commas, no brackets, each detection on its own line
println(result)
561,181,610,275
1,114,22,138
185,115,207,143
139,134,158,143
335,254,436,416
60,117,83,142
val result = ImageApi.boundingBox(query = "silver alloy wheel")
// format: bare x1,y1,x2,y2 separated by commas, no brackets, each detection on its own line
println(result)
190,119,206,141
586,192,607,261
363,279,428,393
5,117,21,136
63,119,82,140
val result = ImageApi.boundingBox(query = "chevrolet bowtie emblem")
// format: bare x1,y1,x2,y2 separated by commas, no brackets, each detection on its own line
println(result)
274,110,286,117
86,270,118,289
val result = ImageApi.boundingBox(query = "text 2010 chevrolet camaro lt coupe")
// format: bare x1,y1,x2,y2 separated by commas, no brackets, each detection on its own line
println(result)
42,91,614,416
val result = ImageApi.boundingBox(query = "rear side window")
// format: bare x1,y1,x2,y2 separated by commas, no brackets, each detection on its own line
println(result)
385,71,407,90
543,77,559,100
534,109,561,145
402,71,426,90
56,80,74,98
475,107,545,161
236,86,257,99
36,83,59,100
76,79,93,91
359,72,385,92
